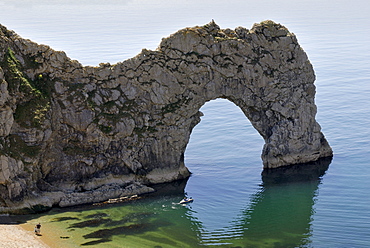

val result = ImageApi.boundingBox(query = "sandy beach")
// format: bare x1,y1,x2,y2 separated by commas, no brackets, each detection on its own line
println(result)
0,216,49,248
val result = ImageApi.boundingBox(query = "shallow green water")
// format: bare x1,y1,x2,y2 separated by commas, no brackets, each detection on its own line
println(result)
20,196,202,247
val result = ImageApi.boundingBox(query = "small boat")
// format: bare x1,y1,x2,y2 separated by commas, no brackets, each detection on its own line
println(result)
179,197,194,204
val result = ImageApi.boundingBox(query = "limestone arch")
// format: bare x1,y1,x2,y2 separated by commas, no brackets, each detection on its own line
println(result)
138,20,332,179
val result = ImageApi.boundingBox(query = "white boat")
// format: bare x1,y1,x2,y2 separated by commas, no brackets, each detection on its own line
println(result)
179,197,194,204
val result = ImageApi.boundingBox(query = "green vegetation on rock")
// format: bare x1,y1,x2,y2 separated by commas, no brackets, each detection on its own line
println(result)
0,134,40,159
1,47,52,128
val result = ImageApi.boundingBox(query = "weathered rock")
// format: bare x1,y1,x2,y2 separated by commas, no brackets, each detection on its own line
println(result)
58,182,155,208
0,20,332,213
0,107,13,136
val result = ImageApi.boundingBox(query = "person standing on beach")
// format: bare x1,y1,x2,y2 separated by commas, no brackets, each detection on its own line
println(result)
34,223,41,236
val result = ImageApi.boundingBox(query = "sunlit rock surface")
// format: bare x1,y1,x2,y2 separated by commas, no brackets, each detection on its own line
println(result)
0,20,332,213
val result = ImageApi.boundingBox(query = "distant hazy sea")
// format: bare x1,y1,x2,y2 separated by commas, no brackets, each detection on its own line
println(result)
1,0,370,247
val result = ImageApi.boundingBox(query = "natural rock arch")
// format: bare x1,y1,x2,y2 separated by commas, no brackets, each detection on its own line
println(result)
132,20,333,171
0,20,332,211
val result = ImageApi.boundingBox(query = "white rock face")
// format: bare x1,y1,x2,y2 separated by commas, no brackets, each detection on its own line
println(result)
0,20,332,213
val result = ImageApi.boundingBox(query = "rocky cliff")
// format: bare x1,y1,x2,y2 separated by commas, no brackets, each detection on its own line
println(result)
0,20,332,213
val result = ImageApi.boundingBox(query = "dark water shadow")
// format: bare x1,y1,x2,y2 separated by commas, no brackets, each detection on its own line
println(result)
261,156,332,185
81,238,112,246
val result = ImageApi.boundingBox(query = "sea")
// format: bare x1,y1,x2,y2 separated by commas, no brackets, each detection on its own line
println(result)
0,0,369,247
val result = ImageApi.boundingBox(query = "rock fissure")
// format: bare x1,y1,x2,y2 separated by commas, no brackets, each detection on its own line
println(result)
0,20,332,213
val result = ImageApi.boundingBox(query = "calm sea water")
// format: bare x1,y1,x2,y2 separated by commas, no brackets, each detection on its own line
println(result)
1,0,370,247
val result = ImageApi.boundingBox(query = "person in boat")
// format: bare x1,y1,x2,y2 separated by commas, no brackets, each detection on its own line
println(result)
182,197,193,202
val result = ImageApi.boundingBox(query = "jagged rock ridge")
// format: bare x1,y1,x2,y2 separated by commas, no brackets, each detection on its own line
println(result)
0,20,332,213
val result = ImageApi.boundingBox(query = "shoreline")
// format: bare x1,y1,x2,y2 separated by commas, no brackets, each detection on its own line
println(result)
0,183,187,248
0,215,49,248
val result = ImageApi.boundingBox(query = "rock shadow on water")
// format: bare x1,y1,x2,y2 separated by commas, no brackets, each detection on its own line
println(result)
261,156,332,185
81,238,112,246
69,218,111,228
66,212,113,229
50,216,80,222
83,223,153,239
82,219,172,242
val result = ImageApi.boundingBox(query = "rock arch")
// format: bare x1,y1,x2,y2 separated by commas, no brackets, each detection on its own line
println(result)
135,20,333,172
0,20,332,211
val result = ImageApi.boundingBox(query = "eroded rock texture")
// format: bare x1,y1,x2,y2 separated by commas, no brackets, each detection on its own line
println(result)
0,20,332,212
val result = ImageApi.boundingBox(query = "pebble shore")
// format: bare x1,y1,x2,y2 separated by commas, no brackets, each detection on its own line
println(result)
0,216,49,248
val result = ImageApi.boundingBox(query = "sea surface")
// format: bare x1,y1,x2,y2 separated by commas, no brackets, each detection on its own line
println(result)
1,0,370,247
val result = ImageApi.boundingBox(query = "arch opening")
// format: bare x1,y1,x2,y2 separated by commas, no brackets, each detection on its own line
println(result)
185,98,264,169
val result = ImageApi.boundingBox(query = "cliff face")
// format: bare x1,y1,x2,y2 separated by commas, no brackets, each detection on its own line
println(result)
0,20,332,213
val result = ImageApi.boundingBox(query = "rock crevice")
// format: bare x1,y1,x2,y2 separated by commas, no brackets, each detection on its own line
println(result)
0,20,332,213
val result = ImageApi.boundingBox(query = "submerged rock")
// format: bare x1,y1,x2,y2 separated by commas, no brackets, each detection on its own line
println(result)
0,20,332,213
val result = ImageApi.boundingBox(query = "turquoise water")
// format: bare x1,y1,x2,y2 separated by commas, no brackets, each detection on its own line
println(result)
1,0,370,247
